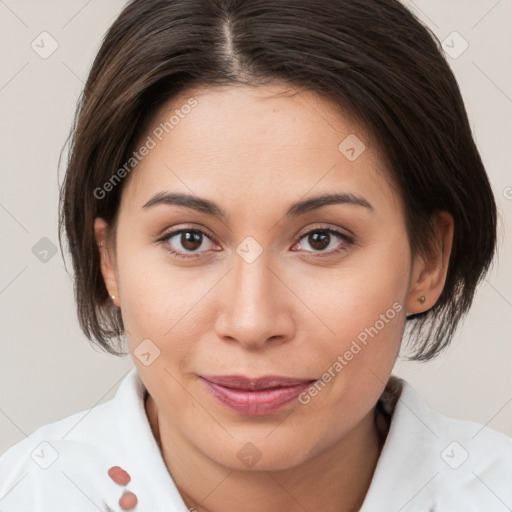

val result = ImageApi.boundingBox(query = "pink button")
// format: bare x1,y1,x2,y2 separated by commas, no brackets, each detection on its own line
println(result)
108,466,131,486
119,491,138,509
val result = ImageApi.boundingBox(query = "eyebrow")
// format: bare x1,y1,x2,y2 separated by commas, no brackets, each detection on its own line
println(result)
141,191,374,218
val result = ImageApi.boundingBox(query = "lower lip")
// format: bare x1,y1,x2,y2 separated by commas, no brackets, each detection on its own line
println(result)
201,378,313,416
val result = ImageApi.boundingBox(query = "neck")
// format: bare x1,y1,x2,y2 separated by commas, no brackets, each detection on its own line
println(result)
145,394,388,512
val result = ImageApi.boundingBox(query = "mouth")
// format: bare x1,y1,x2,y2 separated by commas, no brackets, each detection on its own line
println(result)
200,375,316,416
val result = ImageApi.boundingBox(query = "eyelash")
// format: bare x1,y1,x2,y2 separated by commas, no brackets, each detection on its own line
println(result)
156,225,354,260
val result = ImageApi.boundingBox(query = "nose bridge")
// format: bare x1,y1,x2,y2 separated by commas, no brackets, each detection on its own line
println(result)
214,242,293,347
231,245,278,320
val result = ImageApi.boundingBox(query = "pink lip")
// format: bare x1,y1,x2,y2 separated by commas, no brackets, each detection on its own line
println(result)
200,375,315,416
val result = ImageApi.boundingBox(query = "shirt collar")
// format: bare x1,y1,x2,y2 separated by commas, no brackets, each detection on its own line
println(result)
114,367,187,508
360,376,442,511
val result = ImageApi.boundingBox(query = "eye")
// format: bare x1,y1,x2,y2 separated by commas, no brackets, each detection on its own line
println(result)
157,225,354,260
292,226,354,257
157,227,218,259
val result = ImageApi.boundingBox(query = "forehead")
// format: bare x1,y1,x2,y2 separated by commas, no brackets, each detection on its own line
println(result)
151,83,371,156
120,83,396,216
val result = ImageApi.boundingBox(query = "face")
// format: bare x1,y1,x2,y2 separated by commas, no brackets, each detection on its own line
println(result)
96,84,422,471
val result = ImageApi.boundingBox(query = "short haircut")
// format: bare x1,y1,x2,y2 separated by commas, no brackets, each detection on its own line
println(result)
58,0,497,360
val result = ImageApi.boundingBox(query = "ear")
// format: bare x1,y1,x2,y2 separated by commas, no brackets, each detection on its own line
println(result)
94,217,120,307
406,211,454,316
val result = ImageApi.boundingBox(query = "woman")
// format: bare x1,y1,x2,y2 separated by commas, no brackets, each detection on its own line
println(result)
1,0,510,510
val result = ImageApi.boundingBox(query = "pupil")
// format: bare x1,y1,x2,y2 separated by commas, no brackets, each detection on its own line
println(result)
309,232,329,251
182,231,202,251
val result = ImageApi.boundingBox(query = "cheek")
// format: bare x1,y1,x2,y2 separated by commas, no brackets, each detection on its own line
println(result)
289,276,407,454
297,231,410,392
113,237,194,365
115,231,193,331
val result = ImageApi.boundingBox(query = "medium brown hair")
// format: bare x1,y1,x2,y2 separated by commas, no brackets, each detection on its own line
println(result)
58,0,497,360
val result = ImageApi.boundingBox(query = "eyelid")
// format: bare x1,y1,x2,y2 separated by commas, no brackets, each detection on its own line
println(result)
156,224,218,247
156,224,219,257
297,223,354,241
294,225,355,256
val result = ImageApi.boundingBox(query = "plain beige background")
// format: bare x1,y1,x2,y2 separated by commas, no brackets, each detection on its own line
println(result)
1,0,511,457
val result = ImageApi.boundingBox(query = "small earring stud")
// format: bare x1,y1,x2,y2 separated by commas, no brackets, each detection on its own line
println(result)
419,295,426,303
111,295,116,300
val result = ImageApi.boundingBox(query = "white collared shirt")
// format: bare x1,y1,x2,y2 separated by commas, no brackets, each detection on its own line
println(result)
1,366,511,511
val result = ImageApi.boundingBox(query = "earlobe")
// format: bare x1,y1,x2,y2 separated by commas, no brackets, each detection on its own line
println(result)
94,217,120,307
406,211,454,316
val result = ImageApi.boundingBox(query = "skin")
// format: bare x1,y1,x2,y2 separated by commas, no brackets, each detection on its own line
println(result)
96,84,453,512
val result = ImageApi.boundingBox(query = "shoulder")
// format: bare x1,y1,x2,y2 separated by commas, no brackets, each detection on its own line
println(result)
0,368,141,511
362,376,512,512
397,378,512,462
418,384,512,509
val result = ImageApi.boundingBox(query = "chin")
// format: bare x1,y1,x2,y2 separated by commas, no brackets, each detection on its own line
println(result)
203,436,315,473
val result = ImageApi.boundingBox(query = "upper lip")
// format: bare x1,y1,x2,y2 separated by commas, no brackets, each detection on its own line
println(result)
201,375,315,390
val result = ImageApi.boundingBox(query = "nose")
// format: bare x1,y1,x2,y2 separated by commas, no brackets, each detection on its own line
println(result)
213,249,295,350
